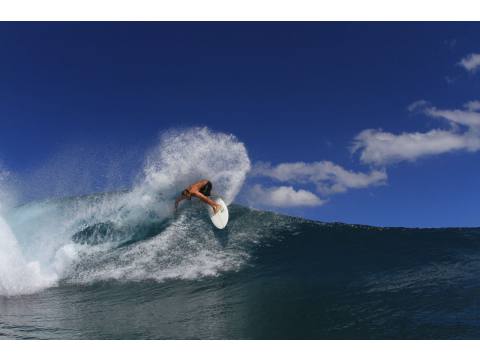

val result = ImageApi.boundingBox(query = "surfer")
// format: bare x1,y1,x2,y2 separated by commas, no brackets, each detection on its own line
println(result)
175,179,222,214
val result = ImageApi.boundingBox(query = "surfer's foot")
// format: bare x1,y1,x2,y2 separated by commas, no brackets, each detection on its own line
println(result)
213,204,222,214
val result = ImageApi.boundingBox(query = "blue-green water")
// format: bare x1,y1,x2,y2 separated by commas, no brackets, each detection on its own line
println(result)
1,192,480,339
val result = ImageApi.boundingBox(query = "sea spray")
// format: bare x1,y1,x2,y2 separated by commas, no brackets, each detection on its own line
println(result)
0,214,59,296
1,127,252,295
65,128,252,283
138,127,251,205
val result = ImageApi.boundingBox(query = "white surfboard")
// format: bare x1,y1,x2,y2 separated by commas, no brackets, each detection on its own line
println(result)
207,198,229,229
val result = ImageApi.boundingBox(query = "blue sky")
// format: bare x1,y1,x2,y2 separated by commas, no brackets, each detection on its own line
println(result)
0,22,480,227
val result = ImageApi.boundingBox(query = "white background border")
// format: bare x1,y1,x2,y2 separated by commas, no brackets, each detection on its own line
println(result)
0,0,479,20
2,340,480,359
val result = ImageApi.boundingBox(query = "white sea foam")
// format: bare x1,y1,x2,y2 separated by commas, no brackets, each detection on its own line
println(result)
0,210,57,296
0,168,57,296
0,127,252,296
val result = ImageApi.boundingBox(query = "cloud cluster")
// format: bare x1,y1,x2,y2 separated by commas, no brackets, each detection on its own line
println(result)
247,160,386,207
248,51,480,209
253,161,386,195
352,101,480,166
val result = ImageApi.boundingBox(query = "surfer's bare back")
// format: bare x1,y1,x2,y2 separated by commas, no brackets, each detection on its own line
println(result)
175,179,222,214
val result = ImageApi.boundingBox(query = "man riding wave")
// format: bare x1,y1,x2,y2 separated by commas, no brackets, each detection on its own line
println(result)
175,179,222,214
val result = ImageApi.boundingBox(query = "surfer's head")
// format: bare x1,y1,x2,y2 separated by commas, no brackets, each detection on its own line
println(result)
182,189,192,200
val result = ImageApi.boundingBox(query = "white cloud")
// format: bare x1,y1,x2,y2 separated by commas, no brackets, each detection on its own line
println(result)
352,128,471,165
249,185,324,207
352,102,480,166
253,161,387,195
426,107,480,128
459,53,480,72
464,100,480,112
407,99,429,112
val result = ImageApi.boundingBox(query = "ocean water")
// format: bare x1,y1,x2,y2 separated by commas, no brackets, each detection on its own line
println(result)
1,197,480,339
1,127,480,339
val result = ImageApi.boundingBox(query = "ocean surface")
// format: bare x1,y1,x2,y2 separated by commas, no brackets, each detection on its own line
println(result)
1,193,480,339
1,128,480,339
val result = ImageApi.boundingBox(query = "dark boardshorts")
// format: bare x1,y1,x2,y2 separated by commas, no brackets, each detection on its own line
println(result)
199,181,212,196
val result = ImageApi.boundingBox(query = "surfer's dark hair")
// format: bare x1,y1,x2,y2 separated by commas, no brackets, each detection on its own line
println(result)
199,181,212,197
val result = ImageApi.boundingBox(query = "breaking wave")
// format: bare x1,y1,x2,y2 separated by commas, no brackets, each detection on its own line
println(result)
0,127,252,296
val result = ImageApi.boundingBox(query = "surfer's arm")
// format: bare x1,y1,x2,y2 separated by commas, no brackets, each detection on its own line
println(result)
175,194,187,210
192,192,218,207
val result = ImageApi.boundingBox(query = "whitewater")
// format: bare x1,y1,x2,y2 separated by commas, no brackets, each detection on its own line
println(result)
0,127,251,296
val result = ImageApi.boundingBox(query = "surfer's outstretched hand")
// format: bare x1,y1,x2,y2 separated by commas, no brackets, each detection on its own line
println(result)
213,203,222,215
